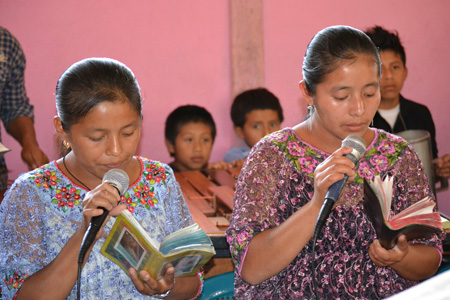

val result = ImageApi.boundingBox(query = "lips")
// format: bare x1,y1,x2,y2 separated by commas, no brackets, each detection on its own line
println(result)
190,157,204,164
346,123,366,132
105,161,125,169
382,85,397,91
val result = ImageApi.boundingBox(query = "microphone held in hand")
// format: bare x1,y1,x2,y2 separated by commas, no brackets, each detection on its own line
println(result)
313,135,367,239
78,169,130,264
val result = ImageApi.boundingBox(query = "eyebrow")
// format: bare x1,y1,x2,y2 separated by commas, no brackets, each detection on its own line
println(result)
331,81,379,92
87,121,139,133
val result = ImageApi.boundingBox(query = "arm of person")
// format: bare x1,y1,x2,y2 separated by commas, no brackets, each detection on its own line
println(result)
240,200,321,285
368,235,441,281
238,147,356,285
434,153,450,179
16,183,124,300
7,116,49,169
206,160,233,171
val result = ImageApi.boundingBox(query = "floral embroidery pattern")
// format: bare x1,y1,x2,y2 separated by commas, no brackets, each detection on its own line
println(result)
3,270,28,291
30,165,60,190
52,184,82,212
270,132,321,177
268,131,408,184
120,160,170,213
28,159,171,214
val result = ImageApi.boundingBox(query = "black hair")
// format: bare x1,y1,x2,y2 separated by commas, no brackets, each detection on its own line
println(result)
56,57,142,131
302,25,381,95
164,105,216,144
230,88,284,128
365,25,406,66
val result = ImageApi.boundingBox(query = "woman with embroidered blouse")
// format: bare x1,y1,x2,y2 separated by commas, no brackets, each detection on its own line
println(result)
0,58,203,299
226,26,444,299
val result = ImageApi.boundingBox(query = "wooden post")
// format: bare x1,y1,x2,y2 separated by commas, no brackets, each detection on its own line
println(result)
230,0,264,99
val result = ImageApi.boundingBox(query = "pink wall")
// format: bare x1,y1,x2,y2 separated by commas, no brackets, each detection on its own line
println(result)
1,0,450,212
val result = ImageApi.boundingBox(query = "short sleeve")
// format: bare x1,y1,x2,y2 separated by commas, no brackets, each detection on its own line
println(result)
0,178,46,298
226,139,292,275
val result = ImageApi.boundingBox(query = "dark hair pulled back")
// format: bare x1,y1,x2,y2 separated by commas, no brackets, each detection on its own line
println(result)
56,57,142,131
302,25,381,95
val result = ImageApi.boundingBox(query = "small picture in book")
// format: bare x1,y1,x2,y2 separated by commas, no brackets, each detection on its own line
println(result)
115,228,146,269
171,255,203,275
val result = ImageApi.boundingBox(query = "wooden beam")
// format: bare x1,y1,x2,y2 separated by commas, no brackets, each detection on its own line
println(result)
230,0,264,98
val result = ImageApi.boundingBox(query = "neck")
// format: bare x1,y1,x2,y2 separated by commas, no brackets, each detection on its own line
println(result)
62,154,93,190
379,96,400,110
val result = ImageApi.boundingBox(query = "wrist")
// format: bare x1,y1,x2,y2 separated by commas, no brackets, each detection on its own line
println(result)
153,289,172,299
153,278,175,299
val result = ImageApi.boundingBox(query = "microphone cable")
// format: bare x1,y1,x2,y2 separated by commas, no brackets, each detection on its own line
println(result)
310,135,366,299
76,169,129,300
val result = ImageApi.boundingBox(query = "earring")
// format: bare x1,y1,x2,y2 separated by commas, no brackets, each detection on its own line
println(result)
63,140,71,149
307,105,315,116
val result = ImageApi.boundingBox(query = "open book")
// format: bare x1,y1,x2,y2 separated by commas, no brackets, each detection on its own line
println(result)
363,175,443,249
101,210,215,279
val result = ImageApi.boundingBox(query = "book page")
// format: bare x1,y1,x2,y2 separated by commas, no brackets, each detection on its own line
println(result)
368,175,393,221
101,211,166,279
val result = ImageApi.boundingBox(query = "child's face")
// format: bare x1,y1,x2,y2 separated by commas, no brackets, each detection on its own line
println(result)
235,109,281,148
379,50,408,103
168,122,214,171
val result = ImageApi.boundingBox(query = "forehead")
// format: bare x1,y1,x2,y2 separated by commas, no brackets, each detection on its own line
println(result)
245,109,280,123
322,55,379,87
379,50,404,65
73,100,140,129
177,121,213,135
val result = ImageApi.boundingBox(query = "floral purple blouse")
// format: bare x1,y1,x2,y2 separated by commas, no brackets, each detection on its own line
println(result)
0,157,201,300
226,128,444,299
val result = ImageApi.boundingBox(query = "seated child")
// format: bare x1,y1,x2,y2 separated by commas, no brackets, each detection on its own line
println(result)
224,88,284,167
165,105,232,172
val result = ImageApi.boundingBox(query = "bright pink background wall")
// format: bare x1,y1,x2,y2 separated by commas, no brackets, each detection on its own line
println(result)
1,0,450,212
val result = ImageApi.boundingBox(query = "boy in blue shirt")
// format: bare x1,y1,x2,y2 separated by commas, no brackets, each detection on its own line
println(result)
224,88,284,168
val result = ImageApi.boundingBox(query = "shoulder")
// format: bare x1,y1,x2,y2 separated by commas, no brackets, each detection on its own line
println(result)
0,27,18,44
5,161,70,205
357,129,410,181
224,146,249,162
367,129,409,155
138,156,175,184
249,128,327,176
400,96,431,113
0,27,23,58
14,161,61,186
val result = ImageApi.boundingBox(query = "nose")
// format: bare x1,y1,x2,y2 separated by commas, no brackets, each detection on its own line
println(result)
106,135,122,156
382,66,392,80
262,125,271,136
350,94,365,117
193,139,202,152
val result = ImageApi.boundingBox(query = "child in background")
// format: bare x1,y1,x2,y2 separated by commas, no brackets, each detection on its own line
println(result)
224,88,284,168
365,25,450,179
165,105,232,172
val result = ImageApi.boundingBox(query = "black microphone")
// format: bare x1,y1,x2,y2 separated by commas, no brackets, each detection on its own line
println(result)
78,169,130,264
313,135,366,238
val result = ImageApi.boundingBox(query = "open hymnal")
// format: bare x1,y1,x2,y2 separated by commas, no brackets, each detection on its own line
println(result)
101,209,215,279
363,175,443,249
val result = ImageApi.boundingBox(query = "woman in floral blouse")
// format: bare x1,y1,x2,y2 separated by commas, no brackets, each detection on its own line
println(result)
226,26,444,299
0,58,202,299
